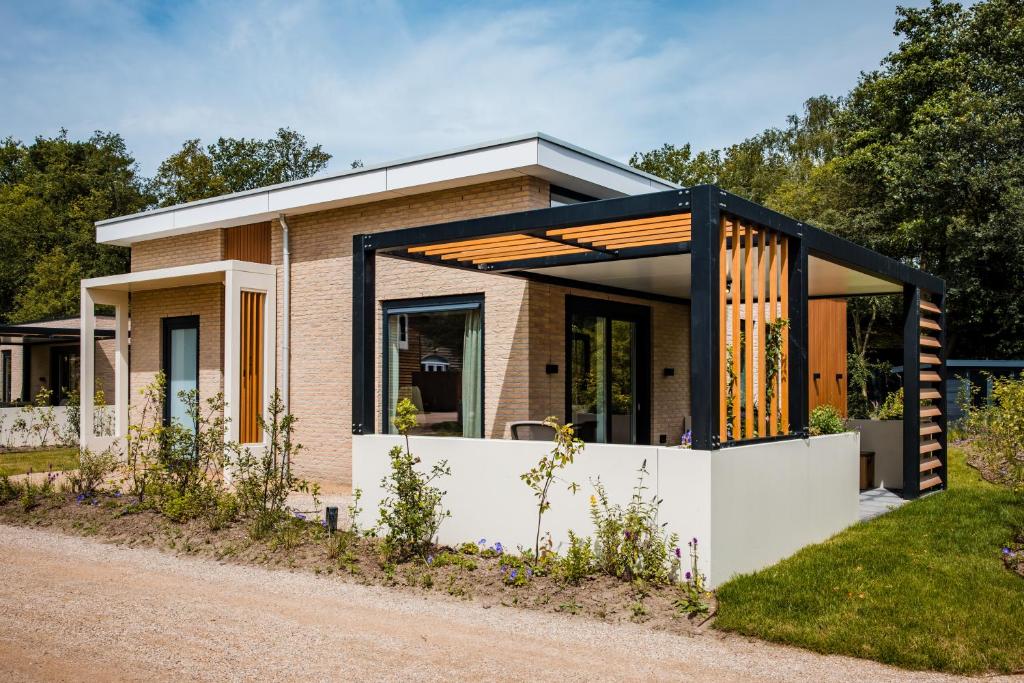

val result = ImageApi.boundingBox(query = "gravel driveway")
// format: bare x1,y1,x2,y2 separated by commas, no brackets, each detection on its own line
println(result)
0,523,999,682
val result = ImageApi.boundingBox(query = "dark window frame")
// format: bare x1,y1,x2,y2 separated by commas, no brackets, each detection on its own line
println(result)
549,185,598,207
381,293,485,437
1,349,11,403
161,315,200,427
564,295,652,445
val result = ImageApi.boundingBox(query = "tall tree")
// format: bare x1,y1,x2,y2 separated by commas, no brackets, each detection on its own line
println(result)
0,130,150,322
151,127,331,206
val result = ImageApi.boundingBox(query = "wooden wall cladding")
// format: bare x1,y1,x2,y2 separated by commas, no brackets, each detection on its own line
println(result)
239,290,265,444
808,298,848,416
225,223,272,264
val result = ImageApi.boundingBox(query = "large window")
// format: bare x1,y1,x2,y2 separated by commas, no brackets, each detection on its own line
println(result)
383,295,484,438
162,316,199,428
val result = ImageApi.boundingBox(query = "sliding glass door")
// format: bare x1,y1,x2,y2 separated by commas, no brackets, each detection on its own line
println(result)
566,296,650,444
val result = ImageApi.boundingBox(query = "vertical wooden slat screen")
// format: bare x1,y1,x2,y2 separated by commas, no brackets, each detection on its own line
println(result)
718,216,729,442
767,233,779,436
743,223,754,438
918,293,945,492
225,223,272,264
717,214,792,444
731,219,741,439
756,229,766,438
239,291,265,444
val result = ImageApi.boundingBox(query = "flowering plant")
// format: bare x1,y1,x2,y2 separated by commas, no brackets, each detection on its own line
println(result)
673,537,710,617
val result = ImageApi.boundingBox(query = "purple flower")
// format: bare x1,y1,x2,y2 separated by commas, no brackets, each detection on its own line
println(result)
509,568,518,580
294,512,306,521
675,547,681,559
685,571,692,581
478,538,486,545
320,519,328,527
1004,547,1013,555
691,537,698,546
624,530,632,540
526,568,533,578
427,554,434,565
493,542,504,554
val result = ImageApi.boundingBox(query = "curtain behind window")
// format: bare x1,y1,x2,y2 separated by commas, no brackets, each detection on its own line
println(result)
387,316,400,429
461,309,482,437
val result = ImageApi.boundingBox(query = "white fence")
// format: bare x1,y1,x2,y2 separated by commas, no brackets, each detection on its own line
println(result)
353,432,859,586
0,406,115,450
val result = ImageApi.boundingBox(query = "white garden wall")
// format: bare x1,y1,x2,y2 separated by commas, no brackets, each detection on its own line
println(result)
352,432,859,587
848,419,903,488
0,405,115,450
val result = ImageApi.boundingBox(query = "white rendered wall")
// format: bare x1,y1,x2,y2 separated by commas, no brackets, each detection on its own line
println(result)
848,419,903,489
353,432,859,587
0,405,115,450
353,435,713,579
709,433,860,584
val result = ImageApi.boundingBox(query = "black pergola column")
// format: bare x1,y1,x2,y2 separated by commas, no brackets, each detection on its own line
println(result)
788,237,809,435
351,234,376,435
689,185,721,450
902,284,921,499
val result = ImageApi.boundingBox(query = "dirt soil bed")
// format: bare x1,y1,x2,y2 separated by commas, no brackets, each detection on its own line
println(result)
0,491,714,637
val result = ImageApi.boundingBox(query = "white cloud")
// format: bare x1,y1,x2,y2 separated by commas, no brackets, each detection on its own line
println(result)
0,0,919,176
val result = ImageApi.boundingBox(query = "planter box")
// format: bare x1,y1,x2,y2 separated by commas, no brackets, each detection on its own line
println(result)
848,419,902,489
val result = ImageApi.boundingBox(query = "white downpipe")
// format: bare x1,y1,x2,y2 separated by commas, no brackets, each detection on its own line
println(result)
279,213,292,415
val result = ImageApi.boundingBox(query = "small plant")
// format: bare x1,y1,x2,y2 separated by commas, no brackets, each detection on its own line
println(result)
590,461,678,585
673,538,710,617
870,388,904,420
521,416,583,561
377,398,451,560
809,404,846,436
122,374,166,504
235,390,319,537
498,554,533,586
431,551,477,571
23,387,57,447
557,530,595,585
67,447,118,497
763,318,790,434
680,430,692,448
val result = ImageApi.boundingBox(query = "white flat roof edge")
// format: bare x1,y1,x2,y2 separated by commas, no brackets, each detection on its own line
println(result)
82,260,276,289
96,133,677,229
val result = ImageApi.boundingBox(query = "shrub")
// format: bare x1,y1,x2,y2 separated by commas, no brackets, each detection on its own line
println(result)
498,553,533,586
67,447,118,497
521,416,583,560
557,530,595,585
590,461,678,585
235,390,318,537
122,374,166,504
870,388,904,420
965,374,1024,493
809,404,846,436
377,398,451,560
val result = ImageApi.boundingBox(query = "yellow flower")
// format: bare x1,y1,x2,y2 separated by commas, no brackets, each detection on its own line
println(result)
589,495,597,506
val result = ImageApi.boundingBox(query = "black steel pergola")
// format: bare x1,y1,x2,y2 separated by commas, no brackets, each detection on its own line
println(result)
351,184,947,498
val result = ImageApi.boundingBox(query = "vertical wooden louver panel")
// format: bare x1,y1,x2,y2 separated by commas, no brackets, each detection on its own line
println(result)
225,223,272,264
239,291,265,444
731,219,742,440
918,293,944,492
767,233,779,436
743,223,755,439
719,216,729,442
756,228,766,438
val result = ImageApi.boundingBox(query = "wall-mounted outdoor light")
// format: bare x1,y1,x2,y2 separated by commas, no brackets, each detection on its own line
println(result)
663,367,675,377
545,364,559,374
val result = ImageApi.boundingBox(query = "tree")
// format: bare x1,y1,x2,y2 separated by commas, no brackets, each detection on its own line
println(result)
0,130,149,322
150,128,331,206
10,247,82,322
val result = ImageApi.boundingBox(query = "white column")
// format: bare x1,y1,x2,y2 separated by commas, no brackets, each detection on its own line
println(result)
79,285,96,448
111,291,130,437
223,270,240,445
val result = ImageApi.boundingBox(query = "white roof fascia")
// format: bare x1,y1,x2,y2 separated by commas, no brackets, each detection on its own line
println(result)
82,260,276,292
96,133,678,247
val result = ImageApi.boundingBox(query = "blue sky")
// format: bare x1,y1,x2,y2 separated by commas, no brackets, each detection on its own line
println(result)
0,1,925,176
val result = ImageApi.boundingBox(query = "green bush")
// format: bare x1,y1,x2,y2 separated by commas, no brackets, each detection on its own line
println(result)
557,530,595,585
809,404,846,436
965,374,1024,493
377,398,451,560
590,461,678,585
871,388,904,420
67,447,118,496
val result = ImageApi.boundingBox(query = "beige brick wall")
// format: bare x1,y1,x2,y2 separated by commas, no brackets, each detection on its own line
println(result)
94,338,116,403
526,282,692,446
131,230,224,272
270,176,550,484
129,284,225,416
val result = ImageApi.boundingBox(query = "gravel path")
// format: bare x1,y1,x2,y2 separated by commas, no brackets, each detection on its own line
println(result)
0,524,1001,682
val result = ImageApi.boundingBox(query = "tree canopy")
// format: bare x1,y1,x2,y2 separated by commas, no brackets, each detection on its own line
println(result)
631,0,1024,360
0,128,332,323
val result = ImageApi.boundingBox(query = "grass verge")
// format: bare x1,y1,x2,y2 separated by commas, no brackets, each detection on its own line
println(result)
714,447,1024,674
0,448,78,477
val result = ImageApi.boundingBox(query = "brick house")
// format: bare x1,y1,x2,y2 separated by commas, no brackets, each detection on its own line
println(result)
79,133,949,584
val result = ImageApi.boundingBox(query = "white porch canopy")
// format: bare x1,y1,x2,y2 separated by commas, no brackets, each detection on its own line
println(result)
79,260,277,451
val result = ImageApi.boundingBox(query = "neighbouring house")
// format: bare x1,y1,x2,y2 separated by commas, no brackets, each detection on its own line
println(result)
79,133,947,585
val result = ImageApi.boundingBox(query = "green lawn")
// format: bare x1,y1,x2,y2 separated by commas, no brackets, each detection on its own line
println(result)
715,447,1024,675
0,448,79,477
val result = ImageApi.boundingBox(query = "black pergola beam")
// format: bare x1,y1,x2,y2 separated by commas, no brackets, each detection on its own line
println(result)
351,235,376,435
368,188,692,252
788,237,809,435
689,185,720,450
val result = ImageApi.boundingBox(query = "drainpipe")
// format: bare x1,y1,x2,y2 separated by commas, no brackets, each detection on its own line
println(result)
278,213,292,416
